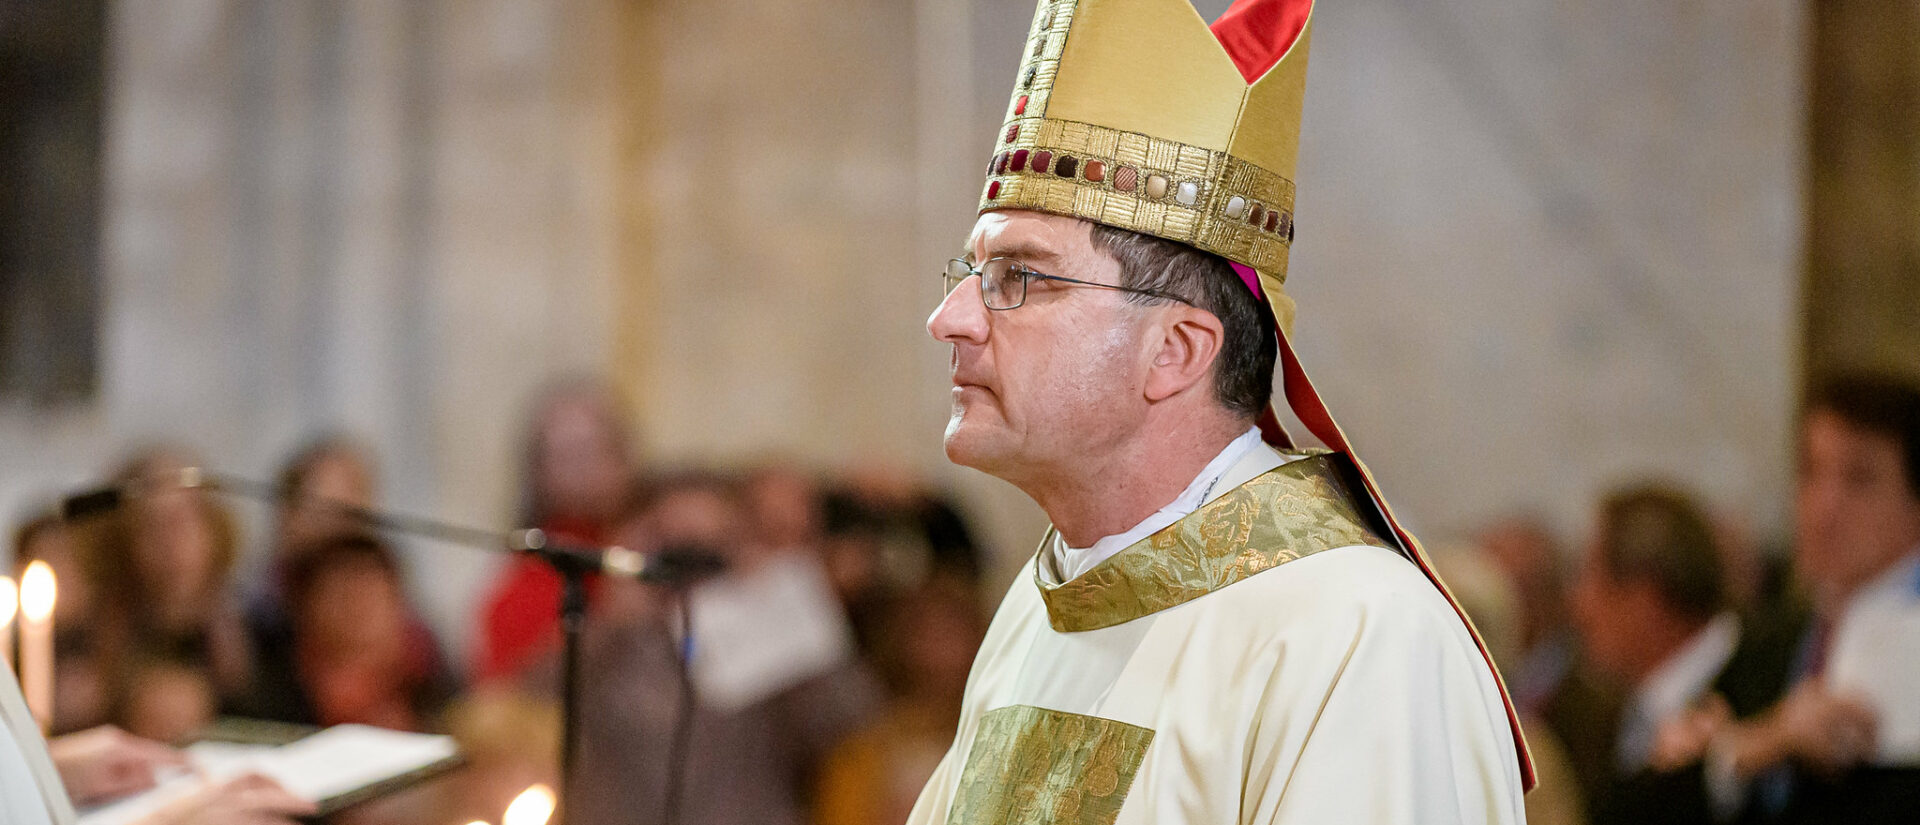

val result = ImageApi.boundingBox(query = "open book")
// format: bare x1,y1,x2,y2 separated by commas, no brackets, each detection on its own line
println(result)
77,724,461,824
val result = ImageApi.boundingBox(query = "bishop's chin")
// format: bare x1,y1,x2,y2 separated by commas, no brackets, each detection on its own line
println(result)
941,411,1000,472
942,411,977,465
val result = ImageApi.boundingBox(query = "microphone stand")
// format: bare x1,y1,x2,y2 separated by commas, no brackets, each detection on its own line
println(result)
68,468,694,825
508,527,599,825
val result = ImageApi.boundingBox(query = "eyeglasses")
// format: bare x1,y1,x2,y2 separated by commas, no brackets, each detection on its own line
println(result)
943,257,1193,311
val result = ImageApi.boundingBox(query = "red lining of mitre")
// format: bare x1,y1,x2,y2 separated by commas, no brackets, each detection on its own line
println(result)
1216,2,1538,794
1210,0,1313,83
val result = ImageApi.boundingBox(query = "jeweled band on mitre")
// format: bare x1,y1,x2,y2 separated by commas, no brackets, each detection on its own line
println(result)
981,117,1296,286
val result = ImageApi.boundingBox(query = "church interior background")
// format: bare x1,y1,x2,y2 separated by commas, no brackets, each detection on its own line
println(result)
1,0,1915,822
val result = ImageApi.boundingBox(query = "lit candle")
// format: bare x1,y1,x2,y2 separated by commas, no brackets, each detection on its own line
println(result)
503,784,556,825
0,575,16,672
19,561,55,732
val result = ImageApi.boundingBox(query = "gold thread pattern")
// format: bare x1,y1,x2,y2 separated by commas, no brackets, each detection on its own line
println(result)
984,117,1297,285
946,705,1155,825
1038,452,1392,632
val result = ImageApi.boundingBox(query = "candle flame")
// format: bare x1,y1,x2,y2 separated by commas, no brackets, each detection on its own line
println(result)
464,821,491,825
19,562,54,623
503,784,556,825
0,576,15,624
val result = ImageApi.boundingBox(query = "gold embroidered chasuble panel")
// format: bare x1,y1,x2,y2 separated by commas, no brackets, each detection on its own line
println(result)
947,705,1154,825
1037,450,1393,632
944,452,1395,824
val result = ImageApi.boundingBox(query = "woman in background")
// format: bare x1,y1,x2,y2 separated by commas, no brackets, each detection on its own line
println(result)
248,533,456,731
475,379,637,684
91,446,255,743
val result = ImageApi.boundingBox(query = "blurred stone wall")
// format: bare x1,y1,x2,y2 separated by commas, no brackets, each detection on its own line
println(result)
0,0,1807,654
1280,0,1803,543
0,0,629,657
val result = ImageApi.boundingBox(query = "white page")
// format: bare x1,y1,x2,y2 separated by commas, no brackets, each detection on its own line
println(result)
688,552,856,712
76,725,457,825
251,724,457,802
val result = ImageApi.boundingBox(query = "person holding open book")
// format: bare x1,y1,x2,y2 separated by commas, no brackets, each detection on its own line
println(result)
0,664,313,825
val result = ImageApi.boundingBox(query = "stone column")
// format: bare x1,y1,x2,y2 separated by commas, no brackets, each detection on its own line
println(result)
1803,0,1920,382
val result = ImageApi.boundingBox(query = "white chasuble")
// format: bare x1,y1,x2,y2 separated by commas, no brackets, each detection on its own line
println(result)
906,450,1525,825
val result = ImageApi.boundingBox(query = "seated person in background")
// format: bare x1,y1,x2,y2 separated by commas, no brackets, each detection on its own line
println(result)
744,461,828,555
478,379,637,683
1665,372,1920,824
244,436,381,652
92,447,256,737
564,471,882,825
814,577,986,825
818,471,984,655
1477,515,1576,717
248,533,456,731
1431,542,1588,825
1568,484,1741,825
12,514,111,735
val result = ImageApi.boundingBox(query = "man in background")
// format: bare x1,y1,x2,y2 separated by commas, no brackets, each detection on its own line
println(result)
1568,484,1740,824
1677,373,1920,823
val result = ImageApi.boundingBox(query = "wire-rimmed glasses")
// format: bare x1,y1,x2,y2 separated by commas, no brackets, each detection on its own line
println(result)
943,257,1194,311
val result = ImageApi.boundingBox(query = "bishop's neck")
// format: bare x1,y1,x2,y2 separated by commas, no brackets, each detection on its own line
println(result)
1025,418,1249,548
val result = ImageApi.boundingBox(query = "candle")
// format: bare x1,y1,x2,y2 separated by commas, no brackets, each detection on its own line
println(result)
0,575,15,671
503,784,556,825
19,561,55,732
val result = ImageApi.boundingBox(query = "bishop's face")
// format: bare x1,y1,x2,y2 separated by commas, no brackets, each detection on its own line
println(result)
927,211,1153,484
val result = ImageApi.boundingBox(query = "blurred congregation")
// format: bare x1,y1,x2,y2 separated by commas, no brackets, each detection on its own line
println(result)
8,378,993,824
11,369,1920,825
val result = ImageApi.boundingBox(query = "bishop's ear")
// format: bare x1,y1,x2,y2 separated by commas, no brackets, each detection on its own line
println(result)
1143,307,1226,403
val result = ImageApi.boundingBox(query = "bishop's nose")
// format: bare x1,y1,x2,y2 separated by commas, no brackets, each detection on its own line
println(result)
928,276,990,345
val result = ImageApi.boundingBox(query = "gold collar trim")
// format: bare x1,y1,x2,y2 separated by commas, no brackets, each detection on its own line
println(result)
1036,452,1391,632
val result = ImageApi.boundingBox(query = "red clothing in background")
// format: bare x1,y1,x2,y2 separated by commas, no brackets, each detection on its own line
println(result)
476,517,605,682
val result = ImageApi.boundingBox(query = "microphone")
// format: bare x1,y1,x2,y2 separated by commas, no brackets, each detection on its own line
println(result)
60,466,212,520
59,468,726,585
507,529,727,585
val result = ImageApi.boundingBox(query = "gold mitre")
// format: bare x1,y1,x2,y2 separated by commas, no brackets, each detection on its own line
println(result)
980,0,1312,334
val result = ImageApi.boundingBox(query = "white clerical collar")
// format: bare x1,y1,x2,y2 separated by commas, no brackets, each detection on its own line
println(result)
1048,426,1277,583
1631,611,1741,741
